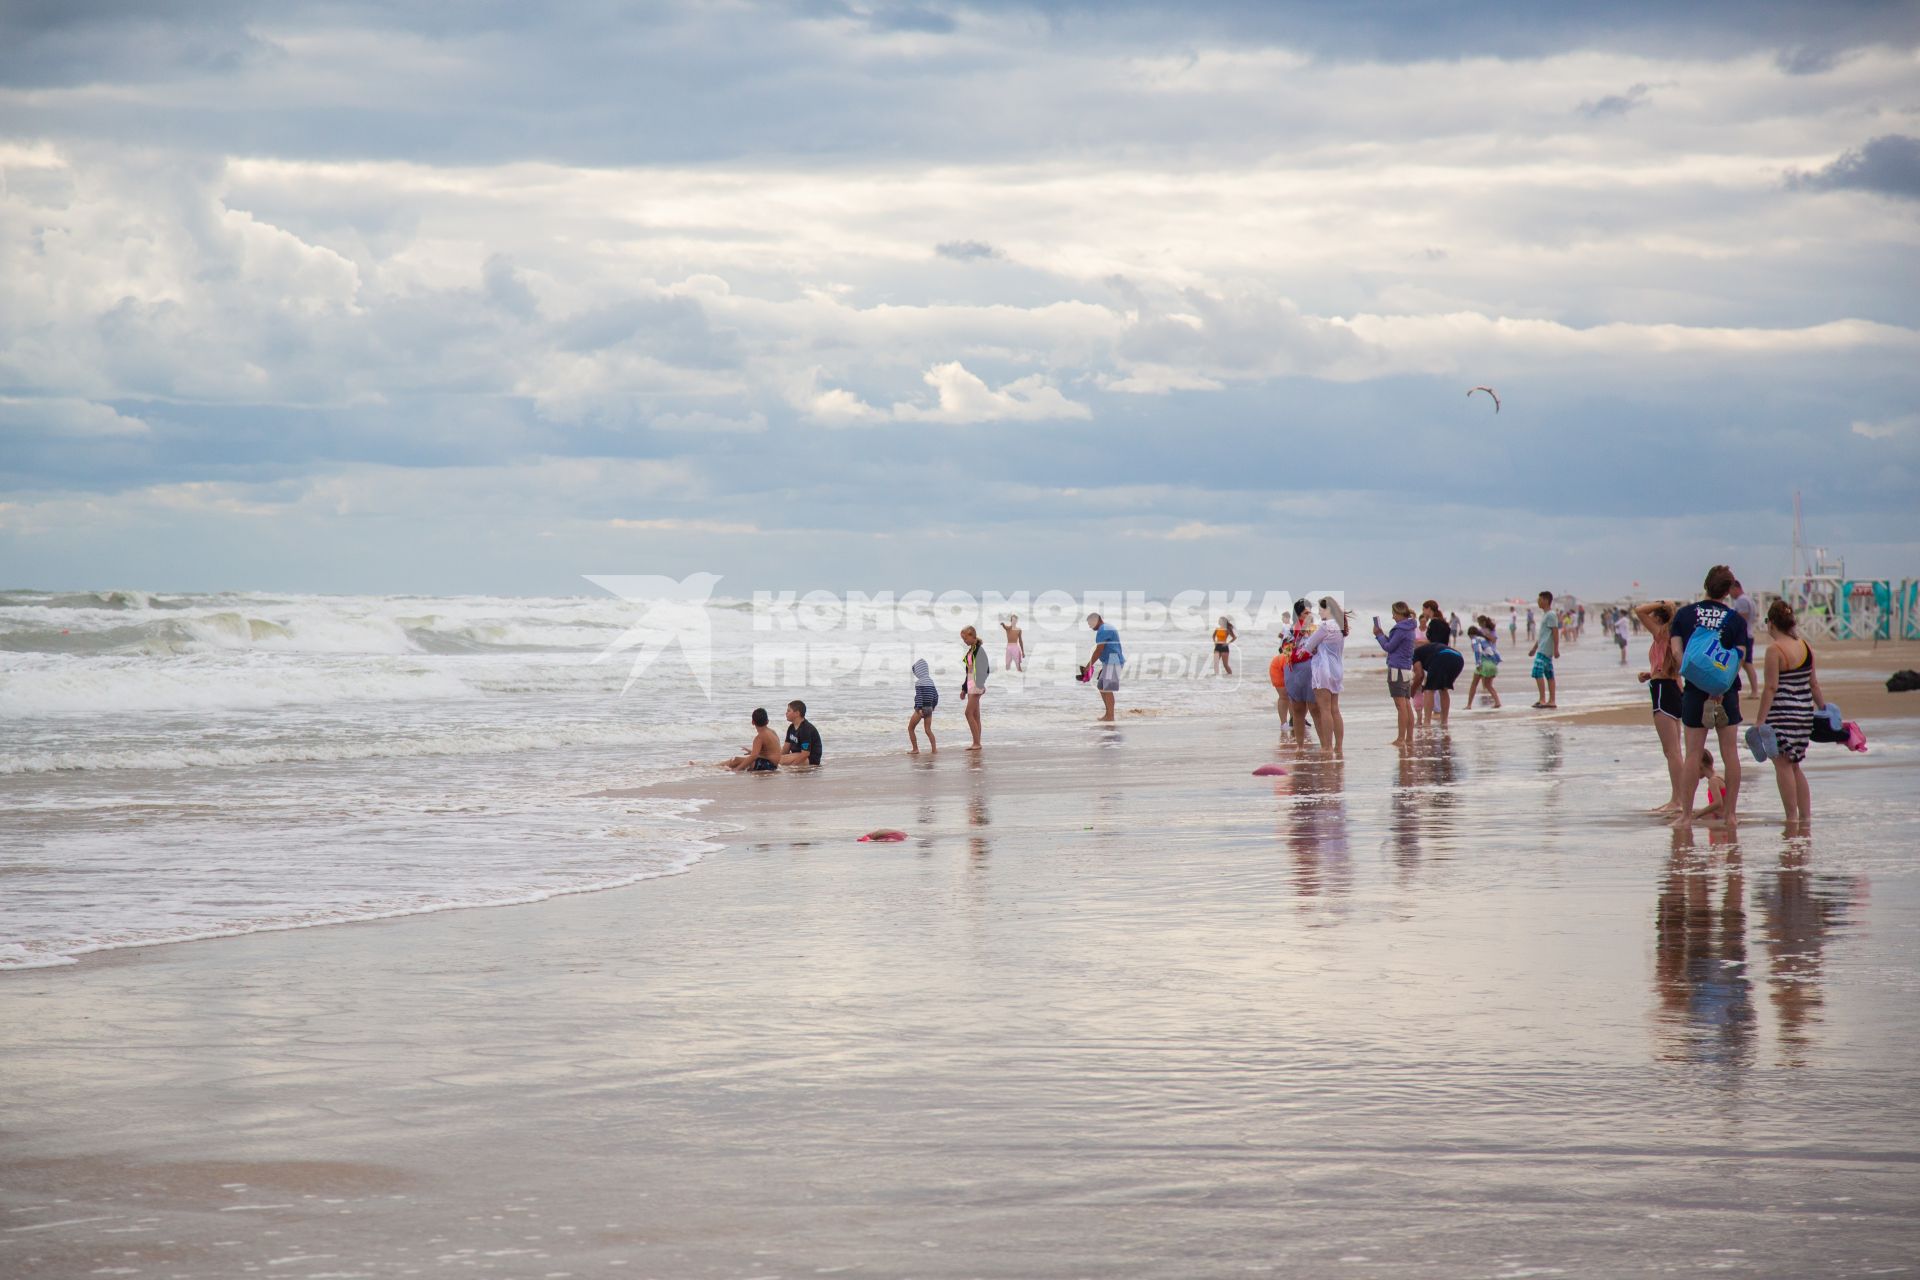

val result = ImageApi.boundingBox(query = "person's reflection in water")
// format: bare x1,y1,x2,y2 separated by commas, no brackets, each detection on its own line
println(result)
1654,825,1755,1070
1282,755,1349,918
967,772,991,867
1758,833,1859,1067
1388,735,1459,878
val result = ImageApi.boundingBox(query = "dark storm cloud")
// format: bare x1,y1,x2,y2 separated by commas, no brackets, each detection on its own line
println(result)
1787,135,1920,201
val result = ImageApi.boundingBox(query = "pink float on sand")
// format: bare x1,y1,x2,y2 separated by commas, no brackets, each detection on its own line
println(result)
858,829,909,842
1251,764,1288,777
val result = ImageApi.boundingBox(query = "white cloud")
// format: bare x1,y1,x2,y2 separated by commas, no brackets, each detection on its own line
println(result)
0,397,150,437
801,362,1090,426
1851,415,1915,440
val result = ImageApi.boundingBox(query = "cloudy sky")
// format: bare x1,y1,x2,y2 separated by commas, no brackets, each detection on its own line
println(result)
2,1,1916,599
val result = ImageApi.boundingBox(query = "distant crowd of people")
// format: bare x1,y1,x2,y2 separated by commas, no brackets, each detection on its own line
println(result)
712,568,1845,830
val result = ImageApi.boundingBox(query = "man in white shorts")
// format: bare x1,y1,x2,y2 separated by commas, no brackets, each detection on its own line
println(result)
1084,612,1125,722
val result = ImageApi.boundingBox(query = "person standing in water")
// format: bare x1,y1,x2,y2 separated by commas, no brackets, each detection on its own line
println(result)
960,625,989,750
1299,596,1348,754
907,657,939,754
1284,598,1316,746
1466,616,1503,709
1211,615,1238,676
1754,599,1824,829
1529,590,1560,708
1000,614,1026,674
1374,602,1417,745
1084,612,1124,722
1669,565,1750,826
1613,609,1631,664
1634,600,1686,815
1268,633,1292,729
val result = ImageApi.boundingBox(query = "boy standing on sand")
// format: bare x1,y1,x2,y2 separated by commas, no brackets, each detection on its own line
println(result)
1528,590,1560,708
1669,564,1750,827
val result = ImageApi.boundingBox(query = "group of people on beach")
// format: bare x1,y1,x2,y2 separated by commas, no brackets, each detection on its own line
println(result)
1631,566,1828,832
1265,591,1568,753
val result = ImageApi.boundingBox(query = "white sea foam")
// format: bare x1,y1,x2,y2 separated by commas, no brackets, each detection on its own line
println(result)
0,656,478,716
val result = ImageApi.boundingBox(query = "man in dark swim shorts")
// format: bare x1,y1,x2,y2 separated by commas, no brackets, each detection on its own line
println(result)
718,707,782,772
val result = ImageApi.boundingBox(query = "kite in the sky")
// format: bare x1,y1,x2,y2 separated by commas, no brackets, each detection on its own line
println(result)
1467,386,1500,413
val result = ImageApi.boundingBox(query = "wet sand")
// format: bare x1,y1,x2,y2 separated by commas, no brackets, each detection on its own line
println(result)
4,674,1919,1277
1555,638,1920,729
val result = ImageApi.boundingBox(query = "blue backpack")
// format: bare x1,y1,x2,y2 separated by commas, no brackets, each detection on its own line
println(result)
1680,625,1739,695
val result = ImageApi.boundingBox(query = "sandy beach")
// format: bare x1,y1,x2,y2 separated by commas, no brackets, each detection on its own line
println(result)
5,646,1919,1277
1552,638,1920,729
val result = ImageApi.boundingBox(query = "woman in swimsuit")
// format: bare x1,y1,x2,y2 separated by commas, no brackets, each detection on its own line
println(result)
1755,599,1824,828
1211,615,1238,675
1633,600,1685,814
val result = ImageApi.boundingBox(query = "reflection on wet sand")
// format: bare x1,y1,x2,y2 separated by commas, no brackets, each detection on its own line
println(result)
967,769,991,864
1389,734,1459,874
1759,835,1860,1067
1279,755,1349,914
1654,827,1871,1070
1655,825,1754,1069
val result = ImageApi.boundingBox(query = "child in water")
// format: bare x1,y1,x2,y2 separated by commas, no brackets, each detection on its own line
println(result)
1466,615,1502,709
907,658,938,754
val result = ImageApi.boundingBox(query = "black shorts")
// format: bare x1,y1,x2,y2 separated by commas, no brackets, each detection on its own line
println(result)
1214,643,1230,654
750,757,778,772
1649,678,1681,720
1681,683,1741,730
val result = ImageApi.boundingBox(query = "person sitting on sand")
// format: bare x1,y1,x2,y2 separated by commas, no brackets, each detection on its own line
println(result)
908,658,939,754
780,699,822,767
1691,748,1727,823
718,708,782,772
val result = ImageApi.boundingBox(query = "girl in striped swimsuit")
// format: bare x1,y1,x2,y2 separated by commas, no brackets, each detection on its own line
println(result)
1755,599,1825,827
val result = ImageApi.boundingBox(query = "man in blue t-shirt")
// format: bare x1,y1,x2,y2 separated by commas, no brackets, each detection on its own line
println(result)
1083,612,1124,722
1667,564,1750,826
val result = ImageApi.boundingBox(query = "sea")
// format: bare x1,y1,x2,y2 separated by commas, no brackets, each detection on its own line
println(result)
6,585,1486,970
